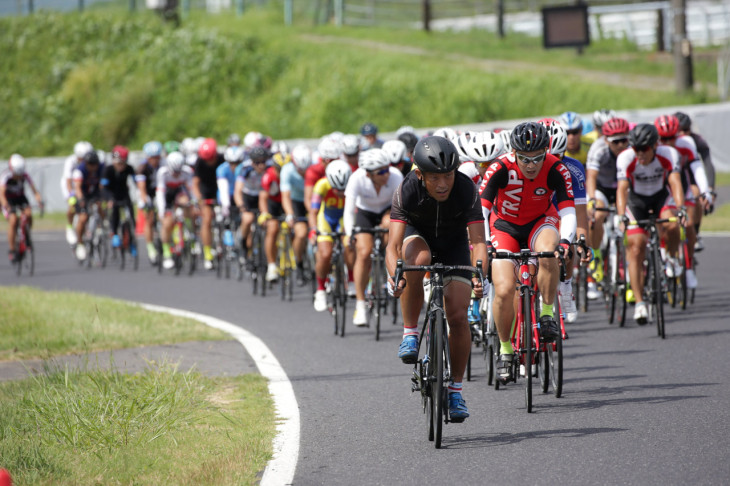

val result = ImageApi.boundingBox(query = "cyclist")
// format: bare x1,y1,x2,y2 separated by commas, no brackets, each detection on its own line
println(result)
344,148,404,326
259,149,288,282
217,145,246,219
281,144,313,285
396,132,418,175
304,136,342,215
540,118,590,323
386,135,486,422
101,146,137,253
585,117,631,300
227,133,242,147
674,111,715,252
72,151,105,261
479,122,576,383
341,134,360,171
558,111,589,164
360,122,384,150
136,141,165,264
1,155,43,262
584,109,617,145
192,137,224,270
163,140,180,156
61,141,93,245
654,114,712,289
311,160,354,312
156,151,195,270
616,123,685,324
456,131,505,186
233,145,268,263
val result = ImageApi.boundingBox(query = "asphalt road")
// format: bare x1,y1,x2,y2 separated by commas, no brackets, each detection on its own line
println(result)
2,233,730,485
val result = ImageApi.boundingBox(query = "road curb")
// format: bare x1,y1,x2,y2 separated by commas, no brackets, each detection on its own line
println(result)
139,303,299,486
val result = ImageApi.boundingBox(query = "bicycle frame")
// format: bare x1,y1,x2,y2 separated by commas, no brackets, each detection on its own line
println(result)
352,226,390,340
318,230,347,337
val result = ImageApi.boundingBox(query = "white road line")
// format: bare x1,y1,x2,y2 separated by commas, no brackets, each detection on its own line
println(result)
138,303,299,486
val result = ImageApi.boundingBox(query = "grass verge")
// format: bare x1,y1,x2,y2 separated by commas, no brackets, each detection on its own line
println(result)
0,363,274,485
0,286,229,361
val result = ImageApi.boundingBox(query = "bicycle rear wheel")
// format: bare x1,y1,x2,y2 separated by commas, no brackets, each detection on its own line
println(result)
431,310,445,449
522,291,533,413
335,257,347,337
372,260,383,341
653,246,666,339
548,333,563,398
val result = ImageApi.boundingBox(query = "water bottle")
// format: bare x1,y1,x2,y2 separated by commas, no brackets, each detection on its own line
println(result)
223,229,234,247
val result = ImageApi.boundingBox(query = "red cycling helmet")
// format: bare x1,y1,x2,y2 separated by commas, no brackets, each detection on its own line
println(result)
198,138,218,160
112,145,129,162
602,118,630,138
537,117,560,127
654,115,680,138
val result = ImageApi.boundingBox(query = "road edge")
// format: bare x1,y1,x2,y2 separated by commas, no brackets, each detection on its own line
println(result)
138,303,299,486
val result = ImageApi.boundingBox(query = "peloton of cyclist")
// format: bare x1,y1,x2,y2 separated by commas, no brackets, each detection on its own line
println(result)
136,141,166,264
259,149,288,283
1,155,43,262
156,151,195,270
281,144,314,285
344,148,404,326
558,111,590,165
616,123,685,324
61,141,93,246
585,117,632,300
479,122,576,383
72,151,106,261
387,135,487,422
654,114,712,290
192,137,224,270
311,160,354,312
102,146,137,253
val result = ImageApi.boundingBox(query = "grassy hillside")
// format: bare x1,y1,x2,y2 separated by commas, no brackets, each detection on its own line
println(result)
1,6,718,157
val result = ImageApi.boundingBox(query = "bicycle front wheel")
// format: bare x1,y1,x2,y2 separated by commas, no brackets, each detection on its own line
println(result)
653,246,666,339
523,291,533,413
432,310,445,449
335,257,347,337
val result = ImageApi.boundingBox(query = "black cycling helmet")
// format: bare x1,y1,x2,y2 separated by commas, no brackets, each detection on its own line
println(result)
673,111,692,131
397,132,418,152
629,123,659,148
412,135,460,173
84,150,100,165
360,122,378,136
510,122,550,152
249,146,269,161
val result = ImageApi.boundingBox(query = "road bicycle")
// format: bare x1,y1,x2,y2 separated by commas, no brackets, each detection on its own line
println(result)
111,201,138,271
351,226,391,340
627,212,678,339
317,231,348,337
667,224,691,310
276,217,297,301
9,203,41,276
213,205,244,280
169,204,199,276
82,201,109,269
248,214,268,296
594,207,628,327
489,249,562,412
396,259,482,449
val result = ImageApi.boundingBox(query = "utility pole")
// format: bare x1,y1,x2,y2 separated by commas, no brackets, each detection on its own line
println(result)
672,0,693,93
495,0,504,38
422,0,431,32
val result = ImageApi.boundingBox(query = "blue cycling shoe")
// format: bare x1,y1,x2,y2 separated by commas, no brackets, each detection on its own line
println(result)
448,392,469,423
112,234,121,248
397,335,418,364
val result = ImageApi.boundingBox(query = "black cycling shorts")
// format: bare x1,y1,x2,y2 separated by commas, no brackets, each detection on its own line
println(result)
404,224,472,283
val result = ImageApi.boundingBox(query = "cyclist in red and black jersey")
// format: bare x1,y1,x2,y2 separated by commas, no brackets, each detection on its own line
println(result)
1,154,43,262
479,122,576,383
387,135,487,423
101,146,136,252
192,137,224,270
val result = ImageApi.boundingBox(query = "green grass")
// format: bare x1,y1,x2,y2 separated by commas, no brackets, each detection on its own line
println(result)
0,365,274,485
0,6,720,157
0,210,67,232
0,286,229,361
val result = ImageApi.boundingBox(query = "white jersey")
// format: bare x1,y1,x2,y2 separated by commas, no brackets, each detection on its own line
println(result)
616,145,679,197
61,155,79,199
155,165,194,215
457,161,481,185
343,166,403,235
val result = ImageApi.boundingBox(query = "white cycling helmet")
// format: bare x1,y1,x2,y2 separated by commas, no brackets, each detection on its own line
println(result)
358,148,390,172
291,144,313,171
180,137,197,156
318,136,342,161
271,140,290,156
74,141,93,159
167,151,185,173
224,145,246,164
462,131,505,163
325,159,352,190
432,127,458,142
539,119,568,156
395,125,416,137
9,154,25,175
592,109,617,129
341,134,360,156
498,129,513,153
243,131,263,149
454,131,477,162
381,139,407,165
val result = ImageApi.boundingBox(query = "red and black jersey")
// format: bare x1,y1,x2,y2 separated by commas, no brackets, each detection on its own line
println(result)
479,152,574,225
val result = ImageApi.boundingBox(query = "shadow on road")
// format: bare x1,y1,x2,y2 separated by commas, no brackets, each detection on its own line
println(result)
442,427,626,449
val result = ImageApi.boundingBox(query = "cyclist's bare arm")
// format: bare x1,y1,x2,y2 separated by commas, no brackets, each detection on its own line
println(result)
385,221,407,297
467,222,487,298
615,179,629,218
191,176,202,203
258,188,269,215
281,190,294,217
668,172,685,209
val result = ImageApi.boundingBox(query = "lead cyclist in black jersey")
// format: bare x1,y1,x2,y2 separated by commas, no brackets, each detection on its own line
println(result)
386,136,487,423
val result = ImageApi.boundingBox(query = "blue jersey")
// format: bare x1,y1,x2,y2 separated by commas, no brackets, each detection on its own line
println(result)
216,162,238,202
553,156,586,208
279,163,304,202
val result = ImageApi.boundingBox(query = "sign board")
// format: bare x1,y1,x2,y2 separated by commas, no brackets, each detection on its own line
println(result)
542,4,590,49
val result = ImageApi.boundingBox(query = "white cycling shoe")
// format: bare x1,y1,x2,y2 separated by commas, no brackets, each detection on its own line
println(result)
75,244,86,261
686,269,698,289
353,300,369,327
558,280,578,323
634,301,648,325
163,257,175,270
266,263,279,282
313,290,328,312
665,257,682,278
66,227,77,246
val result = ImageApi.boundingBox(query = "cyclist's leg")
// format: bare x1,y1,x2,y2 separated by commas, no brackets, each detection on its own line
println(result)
200,203,214,264
5,207,18,253
530,215,561,340
444,278,472,385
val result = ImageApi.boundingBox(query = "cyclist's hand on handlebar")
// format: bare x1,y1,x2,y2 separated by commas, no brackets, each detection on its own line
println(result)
387,275,406,298
257,212,272,226
556,238,572,259
677,207,687,226
308,228,317,245
486,239,495,257
285,213,295,227
471,276,484,299
221,205,230,218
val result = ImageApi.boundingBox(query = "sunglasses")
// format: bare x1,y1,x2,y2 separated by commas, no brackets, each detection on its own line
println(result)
368,167,389,176
566,129,582,135
633,145,652,153
609,138,629,145
515,152,546,165
253,160,267,165
660,136,676,142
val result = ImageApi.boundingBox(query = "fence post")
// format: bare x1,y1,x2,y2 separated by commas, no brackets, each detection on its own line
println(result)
236,0,244,16
672,0,693,93
495,0,504,38
284,0,292,25
422,0,430,32
334,0,342,27
656,8,665,51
